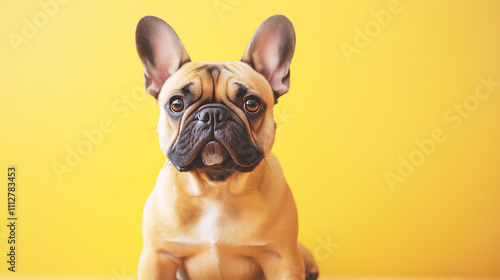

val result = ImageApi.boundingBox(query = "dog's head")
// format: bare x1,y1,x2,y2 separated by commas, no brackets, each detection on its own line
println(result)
135,15,295,181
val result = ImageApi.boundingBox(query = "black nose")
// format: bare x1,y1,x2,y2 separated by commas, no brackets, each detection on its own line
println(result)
196,107,229,124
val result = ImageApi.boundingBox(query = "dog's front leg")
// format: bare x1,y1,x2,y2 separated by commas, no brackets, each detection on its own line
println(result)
257,247,306,280
138,246,179,280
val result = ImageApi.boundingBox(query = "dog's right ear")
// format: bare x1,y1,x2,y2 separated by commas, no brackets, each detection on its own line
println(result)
135,16,190,99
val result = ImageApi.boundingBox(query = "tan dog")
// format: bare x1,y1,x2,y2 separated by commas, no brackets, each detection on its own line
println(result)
135,15,318,280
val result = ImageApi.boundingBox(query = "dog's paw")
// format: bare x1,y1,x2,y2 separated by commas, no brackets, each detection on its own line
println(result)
305,271,319,280
298,243,319,280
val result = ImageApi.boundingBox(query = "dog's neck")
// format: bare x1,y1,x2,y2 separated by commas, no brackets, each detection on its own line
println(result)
165,160,267,199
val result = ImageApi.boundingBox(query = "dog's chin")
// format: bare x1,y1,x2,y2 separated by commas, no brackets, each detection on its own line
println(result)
175,141,261,181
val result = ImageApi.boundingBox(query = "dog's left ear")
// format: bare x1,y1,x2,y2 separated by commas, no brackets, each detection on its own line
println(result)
242,15,296,99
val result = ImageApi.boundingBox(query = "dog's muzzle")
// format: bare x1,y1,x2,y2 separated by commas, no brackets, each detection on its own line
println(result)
167,104,264,177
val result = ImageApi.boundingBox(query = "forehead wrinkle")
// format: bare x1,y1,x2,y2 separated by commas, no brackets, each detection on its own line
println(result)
209,66,221,102
197,69,216,101
230,61,274,99
194,64,221,102
159,73,196,104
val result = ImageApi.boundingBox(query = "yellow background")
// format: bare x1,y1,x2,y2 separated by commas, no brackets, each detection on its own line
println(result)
1,0,500,278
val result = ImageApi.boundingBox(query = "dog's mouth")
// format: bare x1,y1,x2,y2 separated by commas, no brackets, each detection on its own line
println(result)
199,141,228,167
174,139,261,181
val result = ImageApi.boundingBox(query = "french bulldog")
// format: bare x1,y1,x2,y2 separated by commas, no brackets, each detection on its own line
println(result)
135,14,318,280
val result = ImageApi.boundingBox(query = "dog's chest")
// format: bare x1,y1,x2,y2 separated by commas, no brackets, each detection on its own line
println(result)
167,187,270,244
194,201,223,244
168,199,268,279
180,198,268,246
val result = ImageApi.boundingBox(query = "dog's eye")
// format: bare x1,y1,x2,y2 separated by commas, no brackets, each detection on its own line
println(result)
244,98,260,113
169,98,184,113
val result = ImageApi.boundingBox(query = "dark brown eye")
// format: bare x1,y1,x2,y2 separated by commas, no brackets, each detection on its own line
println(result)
169,98,184,112
244,98,260,113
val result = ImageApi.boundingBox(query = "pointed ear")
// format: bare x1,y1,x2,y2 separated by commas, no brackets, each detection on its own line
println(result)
135,16,190,99
241,15,296,99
